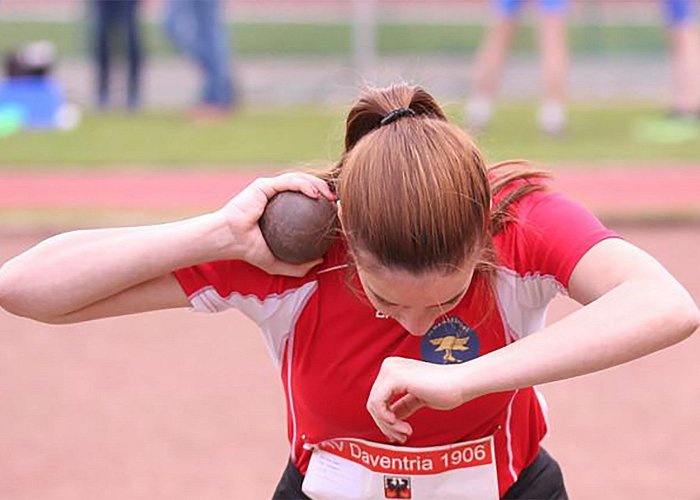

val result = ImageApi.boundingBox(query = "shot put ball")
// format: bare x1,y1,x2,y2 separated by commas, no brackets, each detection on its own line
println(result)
259,191,338,264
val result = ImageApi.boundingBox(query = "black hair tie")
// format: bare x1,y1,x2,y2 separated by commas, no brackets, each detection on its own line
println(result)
379,107,416,127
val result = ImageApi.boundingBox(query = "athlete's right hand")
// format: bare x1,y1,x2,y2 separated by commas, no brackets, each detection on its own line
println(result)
216,172,336,277
367,357,473,444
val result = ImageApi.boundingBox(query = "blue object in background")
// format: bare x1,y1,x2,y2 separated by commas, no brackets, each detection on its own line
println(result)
0,76,66,129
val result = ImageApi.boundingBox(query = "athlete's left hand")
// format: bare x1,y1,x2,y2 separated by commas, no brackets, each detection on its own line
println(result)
366,357,474,444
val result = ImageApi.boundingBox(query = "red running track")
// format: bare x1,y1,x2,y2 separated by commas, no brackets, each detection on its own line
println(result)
0,166,699,219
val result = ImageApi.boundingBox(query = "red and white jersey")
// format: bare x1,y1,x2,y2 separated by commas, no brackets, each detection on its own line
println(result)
174,188,618,496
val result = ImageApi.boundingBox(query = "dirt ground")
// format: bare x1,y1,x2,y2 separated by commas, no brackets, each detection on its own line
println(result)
1,223,699,500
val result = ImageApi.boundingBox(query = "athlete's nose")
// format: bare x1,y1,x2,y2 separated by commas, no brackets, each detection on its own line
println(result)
397,310,438,337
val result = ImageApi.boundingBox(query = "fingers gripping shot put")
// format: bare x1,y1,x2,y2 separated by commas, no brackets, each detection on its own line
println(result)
259,191,338,265
0,84,697,500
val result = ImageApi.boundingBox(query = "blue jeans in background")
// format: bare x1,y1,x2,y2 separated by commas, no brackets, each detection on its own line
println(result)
93,0,142,109
163,0,235,108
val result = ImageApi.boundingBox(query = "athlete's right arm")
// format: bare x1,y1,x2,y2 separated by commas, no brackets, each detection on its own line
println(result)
0,173,334,324
0,216,229,323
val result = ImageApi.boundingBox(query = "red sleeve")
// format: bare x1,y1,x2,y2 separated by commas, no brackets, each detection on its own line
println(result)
173,240,347,314
174,259,313,304
498,189,620,289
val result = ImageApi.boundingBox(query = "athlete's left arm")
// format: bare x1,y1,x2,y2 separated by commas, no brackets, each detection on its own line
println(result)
367,238,699,443
471,237,699,389
456,238,700,394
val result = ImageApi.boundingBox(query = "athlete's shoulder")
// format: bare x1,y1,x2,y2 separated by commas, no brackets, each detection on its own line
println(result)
174,236,351,303
492,186,618,287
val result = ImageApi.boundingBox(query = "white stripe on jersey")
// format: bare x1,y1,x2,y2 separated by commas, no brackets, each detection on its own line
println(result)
188,282,318,369
505,390,518,483
492,267,564,342
188,281,320,462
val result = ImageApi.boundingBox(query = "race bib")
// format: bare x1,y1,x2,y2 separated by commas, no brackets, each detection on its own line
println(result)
301,436,498,499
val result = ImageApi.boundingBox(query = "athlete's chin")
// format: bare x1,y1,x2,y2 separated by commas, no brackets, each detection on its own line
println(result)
398,324,431,337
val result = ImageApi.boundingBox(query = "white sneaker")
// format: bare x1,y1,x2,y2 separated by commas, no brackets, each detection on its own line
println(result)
538,101,567,136
466,96,492,132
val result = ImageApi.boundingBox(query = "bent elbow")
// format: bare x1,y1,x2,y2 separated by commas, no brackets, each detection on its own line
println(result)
0,267,26,317
0,293,51,323
0,265,54,323
681,301,700,339
668,292,700,344
0,295,67,325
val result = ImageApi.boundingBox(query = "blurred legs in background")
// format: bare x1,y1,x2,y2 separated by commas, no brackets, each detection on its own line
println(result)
163,0,236,121
467,0,569,135
537,6,568,134
664,0,700,119
93,0,142,110
467,12,516,131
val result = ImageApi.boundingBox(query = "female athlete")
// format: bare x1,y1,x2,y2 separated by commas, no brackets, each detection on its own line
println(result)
0,84,697,499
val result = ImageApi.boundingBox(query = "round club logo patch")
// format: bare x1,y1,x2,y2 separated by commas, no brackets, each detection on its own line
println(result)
421,317,479,364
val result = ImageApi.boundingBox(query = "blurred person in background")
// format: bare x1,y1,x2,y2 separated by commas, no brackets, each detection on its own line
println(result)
467,0,569,135
92,0,143,111
163,0,236,122
0,40,81,132
664,0,700,120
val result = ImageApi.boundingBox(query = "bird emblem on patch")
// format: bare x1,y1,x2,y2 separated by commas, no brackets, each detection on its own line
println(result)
421,317,480,364
429,335,470,363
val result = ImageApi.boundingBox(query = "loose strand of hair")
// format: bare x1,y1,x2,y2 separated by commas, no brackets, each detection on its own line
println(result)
488,160,551,235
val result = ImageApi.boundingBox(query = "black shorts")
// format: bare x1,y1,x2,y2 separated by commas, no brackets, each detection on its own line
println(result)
272,447,568,500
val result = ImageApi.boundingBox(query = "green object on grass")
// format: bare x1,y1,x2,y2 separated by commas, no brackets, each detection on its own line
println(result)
632,116,700,145
0,104,25,137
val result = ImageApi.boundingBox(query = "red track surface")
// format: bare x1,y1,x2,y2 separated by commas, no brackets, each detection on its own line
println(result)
1,166,699,219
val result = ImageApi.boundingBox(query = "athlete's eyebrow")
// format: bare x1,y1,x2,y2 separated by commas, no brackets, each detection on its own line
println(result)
367,285,467,308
